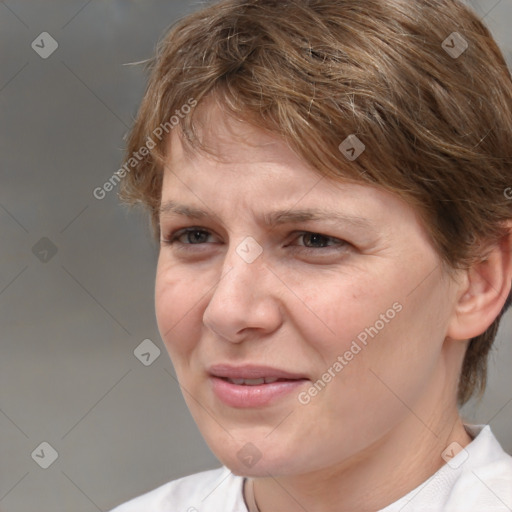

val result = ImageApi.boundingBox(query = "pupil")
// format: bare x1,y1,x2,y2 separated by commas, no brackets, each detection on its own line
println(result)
306,233,327,247
190,230,207,243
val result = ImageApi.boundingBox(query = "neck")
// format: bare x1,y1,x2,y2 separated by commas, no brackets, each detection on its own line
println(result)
251,405,472,512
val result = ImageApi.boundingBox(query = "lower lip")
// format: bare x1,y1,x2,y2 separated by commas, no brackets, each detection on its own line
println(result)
210,376,308,408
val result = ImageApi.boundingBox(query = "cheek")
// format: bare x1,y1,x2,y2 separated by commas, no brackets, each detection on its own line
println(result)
154,262,203,358
287,269,386,360
291,267,430,416
312,272,449,420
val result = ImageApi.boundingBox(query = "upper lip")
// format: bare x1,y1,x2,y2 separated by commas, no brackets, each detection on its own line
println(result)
208,364,308,380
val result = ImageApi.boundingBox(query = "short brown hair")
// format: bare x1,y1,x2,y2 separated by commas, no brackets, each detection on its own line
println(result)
119,0,512,405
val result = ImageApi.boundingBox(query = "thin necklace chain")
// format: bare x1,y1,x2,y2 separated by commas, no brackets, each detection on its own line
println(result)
245,478,262,512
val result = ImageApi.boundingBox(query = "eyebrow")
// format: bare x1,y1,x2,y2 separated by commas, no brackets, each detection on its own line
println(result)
158,200,377,232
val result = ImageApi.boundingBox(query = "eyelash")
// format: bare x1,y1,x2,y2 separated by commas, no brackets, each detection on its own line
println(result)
160,227,348,253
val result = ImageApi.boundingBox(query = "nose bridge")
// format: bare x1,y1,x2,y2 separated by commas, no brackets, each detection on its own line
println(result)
203,235,278,340
215,235,266,302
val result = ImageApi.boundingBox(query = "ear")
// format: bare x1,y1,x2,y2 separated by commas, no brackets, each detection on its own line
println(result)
447,221,512,341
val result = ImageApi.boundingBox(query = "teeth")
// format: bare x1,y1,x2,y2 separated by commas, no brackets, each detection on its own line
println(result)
227,377,282,385
228,378,253,385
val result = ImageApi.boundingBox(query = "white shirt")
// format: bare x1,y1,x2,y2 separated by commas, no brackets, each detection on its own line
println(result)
110,424,512,511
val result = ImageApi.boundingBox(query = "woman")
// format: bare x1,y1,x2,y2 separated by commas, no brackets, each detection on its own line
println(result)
111,0,512,510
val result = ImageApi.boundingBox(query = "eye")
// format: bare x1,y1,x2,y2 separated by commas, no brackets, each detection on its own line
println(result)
293,232,345,249
160,228,350,257
161,227,217,246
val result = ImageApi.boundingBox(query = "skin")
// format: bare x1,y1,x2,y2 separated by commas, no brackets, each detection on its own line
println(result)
154,102,512,512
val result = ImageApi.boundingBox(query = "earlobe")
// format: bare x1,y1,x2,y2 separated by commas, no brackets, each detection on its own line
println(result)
447,222,512,342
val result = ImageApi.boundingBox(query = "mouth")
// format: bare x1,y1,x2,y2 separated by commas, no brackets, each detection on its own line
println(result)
208,363,308,381
220,376,298,385
208,364,309,408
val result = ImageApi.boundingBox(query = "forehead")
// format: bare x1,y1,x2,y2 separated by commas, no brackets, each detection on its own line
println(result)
167,139,415,237
166,102,301,170
163,113,356,205
157,106,442,263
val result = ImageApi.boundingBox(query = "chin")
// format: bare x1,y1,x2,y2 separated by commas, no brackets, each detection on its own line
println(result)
198,420,304,476
223,458,284,478
212,443,295,478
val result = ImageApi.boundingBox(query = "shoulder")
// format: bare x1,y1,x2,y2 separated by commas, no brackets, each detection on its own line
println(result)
446,424,512,510
381,425,512,512
109,466,247,512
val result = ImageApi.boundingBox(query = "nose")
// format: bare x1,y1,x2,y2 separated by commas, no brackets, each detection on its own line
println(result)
202,241,283,343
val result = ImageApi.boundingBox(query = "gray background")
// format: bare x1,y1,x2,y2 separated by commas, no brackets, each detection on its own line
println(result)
1,1,511,511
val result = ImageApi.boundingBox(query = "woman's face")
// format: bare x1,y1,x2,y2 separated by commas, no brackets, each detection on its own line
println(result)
155,109,461,477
